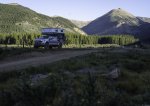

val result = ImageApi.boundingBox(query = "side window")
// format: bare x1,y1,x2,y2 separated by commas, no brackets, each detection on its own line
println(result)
58,34,63,39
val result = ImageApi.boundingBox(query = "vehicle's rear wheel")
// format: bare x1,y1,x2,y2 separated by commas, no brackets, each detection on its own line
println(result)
44,42,49,49
34,45,39,49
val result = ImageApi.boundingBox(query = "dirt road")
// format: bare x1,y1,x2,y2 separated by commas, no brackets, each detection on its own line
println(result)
0,49,98,72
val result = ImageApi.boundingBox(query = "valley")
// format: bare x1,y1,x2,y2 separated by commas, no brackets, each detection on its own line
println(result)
0,2,150,106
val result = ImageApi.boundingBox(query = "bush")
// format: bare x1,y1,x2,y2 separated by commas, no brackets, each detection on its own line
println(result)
123,60,146,73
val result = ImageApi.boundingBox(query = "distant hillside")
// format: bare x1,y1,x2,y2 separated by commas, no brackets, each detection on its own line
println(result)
137,17,150,23
82,8,150,40
70,20,90,28
0,3,86,34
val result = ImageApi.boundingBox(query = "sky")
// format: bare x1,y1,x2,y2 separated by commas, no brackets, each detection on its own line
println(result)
0,0,149,21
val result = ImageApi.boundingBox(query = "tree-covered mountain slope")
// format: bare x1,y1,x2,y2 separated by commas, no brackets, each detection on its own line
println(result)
0,3,86,34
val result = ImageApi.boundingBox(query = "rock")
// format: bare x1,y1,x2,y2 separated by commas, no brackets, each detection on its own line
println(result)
107,68,120,79
31,74,49,85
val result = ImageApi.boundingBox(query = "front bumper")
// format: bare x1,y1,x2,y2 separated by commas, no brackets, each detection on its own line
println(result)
34,41,45,47
34,41,60,47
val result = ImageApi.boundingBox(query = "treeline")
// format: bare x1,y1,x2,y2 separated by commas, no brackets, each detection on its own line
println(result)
65,33,138,46
0,33,138,47
0,33,40,47
98,35,138,45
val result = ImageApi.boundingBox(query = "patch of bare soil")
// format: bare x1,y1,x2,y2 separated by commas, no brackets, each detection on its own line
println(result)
0,49,98,72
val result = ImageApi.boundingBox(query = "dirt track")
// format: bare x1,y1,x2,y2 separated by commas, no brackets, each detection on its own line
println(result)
0,49,98,72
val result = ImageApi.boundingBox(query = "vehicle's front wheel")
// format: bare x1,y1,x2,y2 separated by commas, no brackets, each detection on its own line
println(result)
44,42,49,49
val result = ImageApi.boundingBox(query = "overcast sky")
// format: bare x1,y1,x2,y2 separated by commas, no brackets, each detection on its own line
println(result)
0,0,149,21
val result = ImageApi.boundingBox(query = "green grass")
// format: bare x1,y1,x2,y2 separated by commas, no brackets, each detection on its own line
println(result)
0,46,48,60
63,44,120,48
0,48,150,106
0,44,120,60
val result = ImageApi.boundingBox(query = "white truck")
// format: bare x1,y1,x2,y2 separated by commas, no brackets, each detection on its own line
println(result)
34,28,66,49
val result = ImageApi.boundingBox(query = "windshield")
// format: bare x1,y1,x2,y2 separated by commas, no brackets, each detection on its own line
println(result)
40,35,49,39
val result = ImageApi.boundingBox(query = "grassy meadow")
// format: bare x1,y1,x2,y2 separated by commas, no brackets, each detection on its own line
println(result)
0,48,150,106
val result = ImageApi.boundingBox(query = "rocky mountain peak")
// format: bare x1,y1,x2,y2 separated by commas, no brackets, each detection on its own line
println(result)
82,8,150,39
7,3,20,5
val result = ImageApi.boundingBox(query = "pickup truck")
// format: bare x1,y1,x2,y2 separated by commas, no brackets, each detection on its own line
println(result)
34,28,66,49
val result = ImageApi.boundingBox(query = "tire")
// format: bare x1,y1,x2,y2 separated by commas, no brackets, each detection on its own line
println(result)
58,43,62,49
34,45,39,49
49,46,52,49
44,42,49,49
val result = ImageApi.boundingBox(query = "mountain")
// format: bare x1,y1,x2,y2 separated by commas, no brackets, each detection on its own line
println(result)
70,20,90,28
137,17,150,23
0,3,85,34
82,8,150,40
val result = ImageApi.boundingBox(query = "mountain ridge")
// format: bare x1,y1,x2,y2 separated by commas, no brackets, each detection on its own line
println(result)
82,8,150,40
70,20,90,28
0,3,86,34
